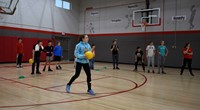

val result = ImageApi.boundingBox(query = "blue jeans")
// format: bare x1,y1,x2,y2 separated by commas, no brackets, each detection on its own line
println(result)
89,58,95,69
158,55,165,72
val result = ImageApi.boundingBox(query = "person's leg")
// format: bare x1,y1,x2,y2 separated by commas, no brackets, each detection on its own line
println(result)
147,56,150,73
66,62,82,93
91,59,94,69
36,57,41,73
112,54,115,69
116,54,119,69
48,56,53,71
180,58,187,75
151,56,155,73
161,56,166,73
142,61,145,71
31,57,36,74
134,58,139,71
83,63,95,95
43,57,47,71
68,62,82,85
188,59,194,76
83,63,91,91
58,56,62,69
158,55,161,74
18,54,23,67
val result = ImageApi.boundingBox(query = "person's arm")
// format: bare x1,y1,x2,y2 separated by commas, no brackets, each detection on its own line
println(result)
146,46,148,57
110,45,114,52
116,45,119,51
142,51,144,63
183,48,189,54
74,45,84,59
165,47,169,56
32,49,35,60
187,49,193,55
153,46,156,56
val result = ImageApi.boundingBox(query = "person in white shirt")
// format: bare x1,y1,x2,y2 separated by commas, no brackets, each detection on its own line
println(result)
146,41,156,73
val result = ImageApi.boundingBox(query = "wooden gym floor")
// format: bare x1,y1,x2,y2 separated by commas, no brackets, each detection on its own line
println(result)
0,62,199,110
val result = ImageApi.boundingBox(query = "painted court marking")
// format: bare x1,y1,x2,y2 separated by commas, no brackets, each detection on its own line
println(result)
0,71,147,108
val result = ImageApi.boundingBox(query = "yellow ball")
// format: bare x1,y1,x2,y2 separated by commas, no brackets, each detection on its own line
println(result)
29,58,34,64
84,51,94,60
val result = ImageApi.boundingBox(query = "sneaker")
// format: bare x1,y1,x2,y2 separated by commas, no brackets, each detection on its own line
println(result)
31,72,34,75
36,71,41,74
148,70,150,73
16,65,20,68
162,71,166,74
19,65,23,68
43,67,46,72
66,84,70,93
190,73,194,76
59,65,62,69
113,67,115,69
152,70,155,73
116,67,120,70
87,89,95,95
133,69,137,71
56,66,59,70
48,68,53,72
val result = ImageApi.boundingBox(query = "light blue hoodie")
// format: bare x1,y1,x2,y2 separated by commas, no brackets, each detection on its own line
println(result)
74,41,91,64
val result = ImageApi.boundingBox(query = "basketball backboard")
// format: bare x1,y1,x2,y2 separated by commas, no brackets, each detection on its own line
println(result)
0,0,19,15
132,8,161,27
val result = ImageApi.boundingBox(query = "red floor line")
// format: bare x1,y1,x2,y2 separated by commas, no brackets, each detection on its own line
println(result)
0,73,147,108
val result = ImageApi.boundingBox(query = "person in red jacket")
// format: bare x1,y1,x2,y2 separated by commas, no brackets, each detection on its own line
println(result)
180,43,194,76
16,38,24,68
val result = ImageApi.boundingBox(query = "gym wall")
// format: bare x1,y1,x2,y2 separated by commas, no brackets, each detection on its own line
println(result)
79,0,200,69
0,0,80,63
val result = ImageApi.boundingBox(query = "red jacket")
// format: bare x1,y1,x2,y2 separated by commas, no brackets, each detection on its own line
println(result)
16,43,24,54
182,48,193,59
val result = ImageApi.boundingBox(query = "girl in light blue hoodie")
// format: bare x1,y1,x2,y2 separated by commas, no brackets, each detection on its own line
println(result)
66,34,95,95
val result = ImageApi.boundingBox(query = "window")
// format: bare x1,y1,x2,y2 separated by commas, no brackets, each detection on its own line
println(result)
55,0,71,10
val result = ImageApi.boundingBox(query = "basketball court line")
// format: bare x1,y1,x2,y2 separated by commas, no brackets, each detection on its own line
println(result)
0,72,147,108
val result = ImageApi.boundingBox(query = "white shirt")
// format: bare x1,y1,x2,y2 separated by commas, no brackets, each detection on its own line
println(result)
146,45,155,57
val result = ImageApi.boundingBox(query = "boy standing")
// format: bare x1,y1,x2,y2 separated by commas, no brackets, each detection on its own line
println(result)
16,38,24,68
43,40,54,72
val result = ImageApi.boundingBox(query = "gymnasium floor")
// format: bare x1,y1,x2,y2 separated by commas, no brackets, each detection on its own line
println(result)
0,62,199,110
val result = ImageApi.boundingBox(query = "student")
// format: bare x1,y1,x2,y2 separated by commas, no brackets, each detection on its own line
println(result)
110,39,120,69
146,41,156,73
134,47,145,72
43,40,54,72
31,40,44,75
54,41,63,70
16,38,24,68
157,41,168,74
66,34,95,95
180,43,194,76
89,44,96,70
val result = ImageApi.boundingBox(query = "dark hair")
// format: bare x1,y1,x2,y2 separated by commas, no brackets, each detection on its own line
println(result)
37,40,42,44
160,40,164,45
91,44,95,47
18,38,22,40
137,46,141,49
149,41,153,44
184,43,190,48
48,40,52,43
78,34,87,42
112,39,117,43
